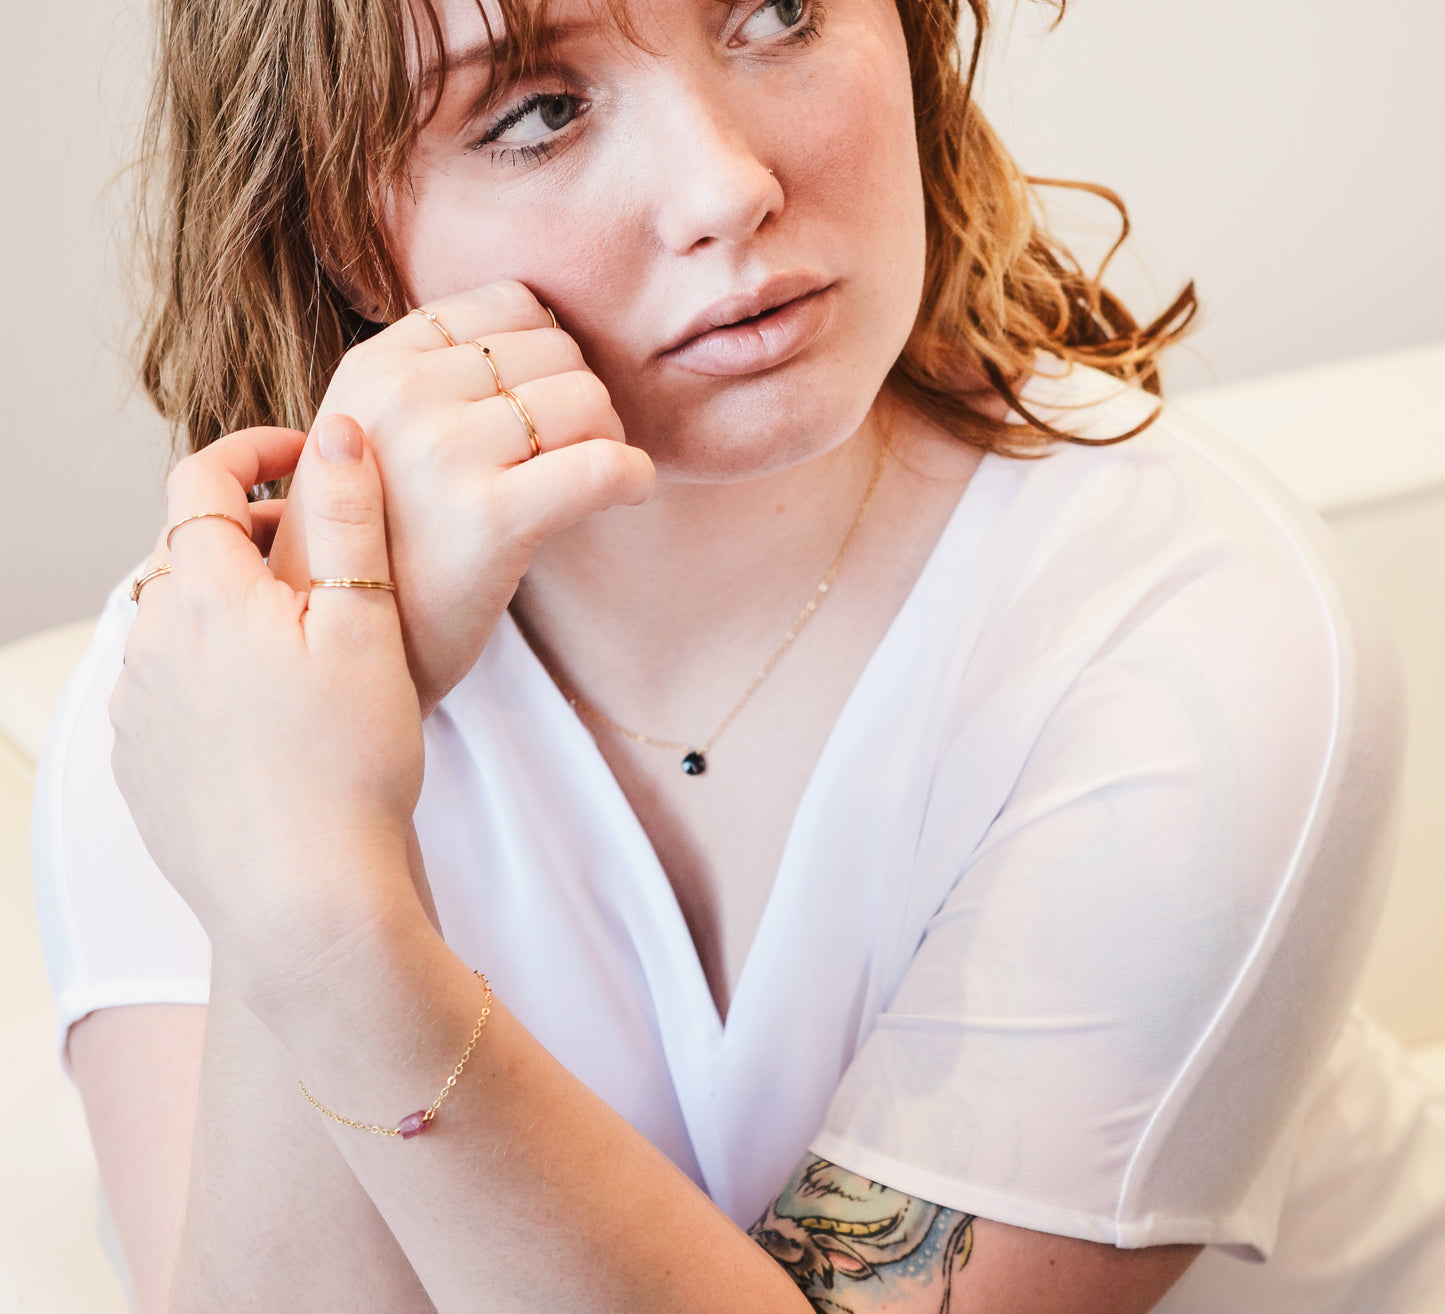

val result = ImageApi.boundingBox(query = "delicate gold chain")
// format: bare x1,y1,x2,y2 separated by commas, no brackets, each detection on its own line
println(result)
298,971,492,1138
566,440,891,763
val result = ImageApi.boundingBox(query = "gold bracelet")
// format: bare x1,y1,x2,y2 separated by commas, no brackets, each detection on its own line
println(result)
298,971,492,1139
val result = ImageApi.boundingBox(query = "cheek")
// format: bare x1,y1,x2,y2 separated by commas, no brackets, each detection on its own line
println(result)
802,50,917,206
781,16,927,321
387,166,638,337
791,1,920,191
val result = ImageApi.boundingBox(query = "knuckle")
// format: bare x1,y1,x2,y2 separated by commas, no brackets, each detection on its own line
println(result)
586,439,631,489
561,369,611,413
312,486,381,530
544,327,586,369
338,338,377,376
329,343,386,405
491,279,540,319
165,453,203,501
363,367,410,419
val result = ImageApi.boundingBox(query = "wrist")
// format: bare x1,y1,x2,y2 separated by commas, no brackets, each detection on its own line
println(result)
212,829,429,1022
236,914,489,1136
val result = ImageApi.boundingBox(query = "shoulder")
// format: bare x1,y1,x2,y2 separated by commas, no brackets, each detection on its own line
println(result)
965,362,1396,729
1006,362,1343,595
944,363,1406,889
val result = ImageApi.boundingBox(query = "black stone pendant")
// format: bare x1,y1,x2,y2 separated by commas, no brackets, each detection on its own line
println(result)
681,750,708,776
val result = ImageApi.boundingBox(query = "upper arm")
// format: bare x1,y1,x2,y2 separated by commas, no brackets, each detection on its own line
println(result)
750,1156,1199,1314
69,1003,207,1314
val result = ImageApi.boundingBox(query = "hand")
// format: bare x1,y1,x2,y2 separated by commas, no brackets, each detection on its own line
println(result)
268,282,656,717
110,419,425,986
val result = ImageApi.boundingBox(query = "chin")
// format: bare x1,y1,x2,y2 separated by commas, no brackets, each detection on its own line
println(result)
629,392,877,483
614,357,890,485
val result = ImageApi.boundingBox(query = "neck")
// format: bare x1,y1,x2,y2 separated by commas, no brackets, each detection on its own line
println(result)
511,406,892,717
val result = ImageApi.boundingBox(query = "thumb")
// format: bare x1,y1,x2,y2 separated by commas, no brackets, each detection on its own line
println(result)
298,414,398,655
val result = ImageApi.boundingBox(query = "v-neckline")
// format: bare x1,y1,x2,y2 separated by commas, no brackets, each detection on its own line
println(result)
495,452,1007,1051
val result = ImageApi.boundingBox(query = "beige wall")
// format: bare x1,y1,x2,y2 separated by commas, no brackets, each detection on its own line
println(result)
2,8,171,647
3,0,1443,645
976,0,1445,392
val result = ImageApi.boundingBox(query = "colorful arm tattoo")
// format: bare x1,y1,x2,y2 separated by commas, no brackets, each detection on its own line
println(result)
750,1157,976,1314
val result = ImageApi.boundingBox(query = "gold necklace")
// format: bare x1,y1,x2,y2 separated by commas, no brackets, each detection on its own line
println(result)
566,440,891,776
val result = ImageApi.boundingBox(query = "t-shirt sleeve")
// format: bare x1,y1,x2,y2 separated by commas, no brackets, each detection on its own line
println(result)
810,434,1405,1257
32,571,211,1072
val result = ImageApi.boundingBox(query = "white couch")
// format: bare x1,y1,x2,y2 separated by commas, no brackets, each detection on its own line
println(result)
1,344,1441,1312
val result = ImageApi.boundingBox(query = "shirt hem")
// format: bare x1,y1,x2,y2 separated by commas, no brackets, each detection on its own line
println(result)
56,977,210,1078
807,1131,1271,1256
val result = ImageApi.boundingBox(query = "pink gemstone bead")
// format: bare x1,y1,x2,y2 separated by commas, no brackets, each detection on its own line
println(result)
397,1111,428,1139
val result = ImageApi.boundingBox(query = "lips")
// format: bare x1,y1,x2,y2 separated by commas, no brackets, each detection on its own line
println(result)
660,274,836,377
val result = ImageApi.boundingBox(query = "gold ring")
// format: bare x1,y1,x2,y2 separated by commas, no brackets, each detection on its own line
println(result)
467,339,504,394
499,388,541,460
166,512,248,551
545,305,559,331
408,307,457,347
309,578,397,591
130,564,172,603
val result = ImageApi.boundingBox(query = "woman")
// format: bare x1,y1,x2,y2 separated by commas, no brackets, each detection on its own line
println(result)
33,0,1445,1309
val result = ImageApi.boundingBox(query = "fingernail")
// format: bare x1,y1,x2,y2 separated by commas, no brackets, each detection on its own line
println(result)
316,414,362,463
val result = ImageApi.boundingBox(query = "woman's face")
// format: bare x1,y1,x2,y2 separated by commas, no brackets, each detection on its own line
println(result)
390,0,926,480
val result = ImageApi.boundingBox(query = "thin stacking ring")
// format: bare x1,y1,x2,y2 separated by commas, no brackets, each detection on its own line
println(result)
408,306,457,347
309,578,398,591
467,339,504,394
545,305,559,330
166,512,248,551
499,389,541,460
130,564,171,603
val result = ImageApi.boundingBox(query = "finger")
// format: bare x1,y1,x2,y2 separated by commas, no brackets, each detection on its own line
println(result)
130,498,282,607
164,427,307,574
248,498,286,557
164,430,307,563
493,439,655,547
469,369,625,465
295,414,399,657
388,280,554,355
397,327,585,404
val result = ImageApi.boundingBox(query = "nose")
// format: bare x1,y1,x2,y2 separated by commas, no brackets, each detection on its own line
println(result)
640,74,783,253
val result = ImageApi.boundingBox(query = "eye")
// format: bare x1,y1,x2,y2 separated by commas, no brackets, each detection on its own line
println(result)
483,92,583,146
736,0,810,42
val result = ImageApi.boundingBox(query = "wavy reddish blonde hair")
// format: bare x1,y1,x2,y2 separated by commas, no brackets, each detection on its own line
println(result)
138,0,1195,459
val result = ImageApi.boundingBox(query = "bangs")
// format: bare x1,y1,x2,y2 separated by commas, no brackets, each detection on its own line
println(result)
406,0,650,133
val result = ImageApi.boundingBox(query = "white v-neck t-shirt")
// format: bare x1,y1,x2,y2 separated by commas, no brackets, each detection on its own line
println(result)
34,364,1445,1311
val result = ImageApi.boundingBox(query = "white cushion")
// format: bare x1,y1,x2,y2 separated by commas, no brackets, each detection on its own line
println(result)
0,739,130,1310
0,619,99,775
1174,342,1445,514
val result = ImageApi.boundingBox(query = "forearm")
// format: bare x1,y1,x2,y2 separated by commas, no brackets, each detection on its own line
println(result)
243,884,809,1314
167,961,435,1314
166,827,805,1312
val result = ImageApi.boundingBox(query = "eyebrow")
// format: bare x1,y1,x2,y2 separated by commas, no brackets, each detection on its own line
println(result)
420,18,604,89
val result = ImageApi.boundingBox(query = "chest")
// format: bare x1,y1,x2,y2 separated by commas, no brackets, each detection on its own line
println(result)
586,620,874,1019
511,436,984,1021
584,485,979,1016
